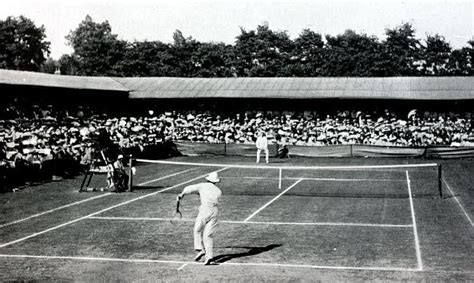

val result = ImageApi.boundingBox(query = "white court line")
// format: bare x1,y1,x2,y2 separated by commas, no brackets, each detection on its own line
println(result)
137,158,438,170
138,168,198,186
406,171,423,271
0,168,228,249
177,263,188,271
0,254,421,272
220,176,405,182
89,216,413,228
224,220,413,228
0,168,198,229
90,216,195,222
244,179,303,222
442,178,474,227
0,193,112,229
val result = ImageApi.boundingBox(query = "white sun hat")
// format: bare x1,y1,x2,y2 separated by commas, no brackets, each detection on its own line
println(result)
205,172,220,183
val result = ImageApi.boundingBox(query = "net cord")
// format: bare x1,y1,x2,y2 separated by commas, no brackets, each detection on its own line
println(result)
136,158,438,171
133,158,442,198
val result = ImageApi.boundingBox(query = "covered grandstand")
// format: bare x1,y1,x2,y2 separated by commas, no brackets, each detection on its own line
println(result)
1,69,473,101
1,69,473,159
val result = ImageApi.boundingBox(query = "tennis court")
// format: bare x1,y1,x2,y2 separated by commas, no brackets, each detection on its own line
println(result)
0,156,472,281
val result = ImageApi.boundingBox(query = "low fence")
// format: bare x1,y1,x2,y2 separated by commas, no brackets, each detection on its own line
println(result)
175,142,474,159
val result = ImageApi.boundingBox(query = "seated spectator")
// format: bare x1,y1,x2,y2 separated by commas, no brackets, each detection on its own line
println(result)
111,154,128,192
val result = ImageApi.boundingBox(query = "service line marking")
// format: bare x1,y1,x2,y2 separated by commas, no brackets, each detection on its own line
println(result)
138,168,198,186
0,168,228,249
220,176,405,182
442,178,473,227
0,254,422,272
0,193,112,229
406,171,423,271
243,179,302,223
88,216,413,228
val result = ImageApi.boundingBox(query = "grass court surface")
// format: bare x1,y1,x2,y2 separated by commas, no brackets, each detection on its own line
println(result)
0,156,473,281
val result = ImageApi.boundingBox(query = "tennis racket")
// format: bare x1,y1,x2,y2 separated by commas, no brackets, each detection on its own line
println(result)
170,197,183,224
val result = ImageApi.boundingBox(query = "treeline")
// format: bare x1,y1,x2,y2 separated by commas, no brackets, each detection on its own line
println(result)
1,15,473,77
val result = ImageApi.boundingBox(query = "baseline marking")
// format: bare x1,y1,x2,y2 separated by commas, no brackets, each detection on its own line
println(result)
0,193,112,229
138,168,198,186
0,168,228,249
243,179,302,222
442,178,473,227
406,171,423,271
89,216,413,228
0,254,421,272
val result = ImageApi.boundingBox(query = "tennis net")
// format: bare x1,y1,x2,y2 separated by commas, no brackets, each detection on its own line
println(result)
132,158,442,198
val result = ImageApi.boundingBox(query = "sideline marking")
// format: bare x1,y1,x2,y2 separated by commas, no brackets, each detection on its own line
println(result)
0,193,112,228
138,168,198,186
89,216,413,228
0,254,422,272
0,168,228,249
443,178,473,227
406,171,423,271
243,179,302,222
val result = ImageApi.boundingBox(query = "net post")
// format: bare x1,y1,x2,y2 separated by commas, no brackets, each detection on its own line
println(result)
278,168,282,190
128,154,133,192
438,164,442,198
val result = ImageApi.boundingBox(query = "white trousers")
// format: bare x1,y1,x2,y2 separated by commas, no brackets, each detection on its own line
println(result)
194,204,218,260
256,148,269,163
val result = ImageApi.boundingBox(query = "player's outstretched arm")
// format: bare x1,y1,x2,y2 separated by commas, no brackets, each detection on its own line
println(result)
177,184,198,200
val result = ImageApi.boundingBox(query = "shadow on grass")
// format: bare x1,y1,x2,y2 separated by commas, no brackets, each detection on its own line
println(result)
213,244,282,263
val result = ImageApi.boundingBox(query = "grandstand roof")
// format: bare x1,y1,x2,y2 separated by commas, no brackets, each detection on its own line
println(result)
115,76,474,100
1,69,473,100
0,69,129,92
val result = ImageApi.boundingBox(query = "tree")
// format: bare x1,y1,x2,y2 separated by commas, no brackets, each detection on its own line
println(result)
381,23,424,76
446,40,474,76
58,54,81,75
66,15,126,76
168,30,201,76
40,57,59,74
421,34,451,75
291,29,324,76
0,16,50,71
320,30,385,76
234,24,294,76
120,40,175,76
190,42,235,77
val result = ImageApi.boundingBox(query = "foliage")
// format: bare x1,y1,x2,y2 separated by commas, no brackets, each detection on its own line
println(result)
0,16,50,71
65,15,126,76
2,15,472,77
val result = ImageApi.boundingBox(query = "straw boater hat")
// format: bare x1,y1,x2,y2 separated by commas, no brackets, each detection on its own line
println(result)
205,172,220,183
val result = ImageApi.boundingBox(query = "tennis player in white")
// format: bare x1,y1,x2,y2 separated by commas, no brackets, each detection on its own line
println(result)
177,172,222,265
256,131,269,163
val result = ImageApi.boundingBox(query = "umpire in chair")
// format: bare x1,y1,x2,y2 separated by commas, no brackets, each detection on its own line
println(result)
111,154,129,192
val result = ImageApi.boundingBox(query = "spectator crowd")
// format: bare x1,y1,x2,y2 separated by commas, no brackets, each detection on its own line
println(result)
1,104,473,192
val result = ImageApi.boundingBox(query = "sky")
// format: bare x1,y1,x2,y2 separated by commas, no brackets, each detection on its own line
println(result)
2,0,473,59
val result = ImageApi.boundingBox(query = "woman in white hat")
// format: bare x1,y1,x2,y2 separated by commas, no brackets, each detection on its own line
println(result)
177,171,222,265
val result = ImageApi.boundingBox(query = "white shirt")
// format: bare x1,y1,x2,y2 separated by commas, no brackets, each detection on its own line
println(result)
256,136,268,149
182,182,222,206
